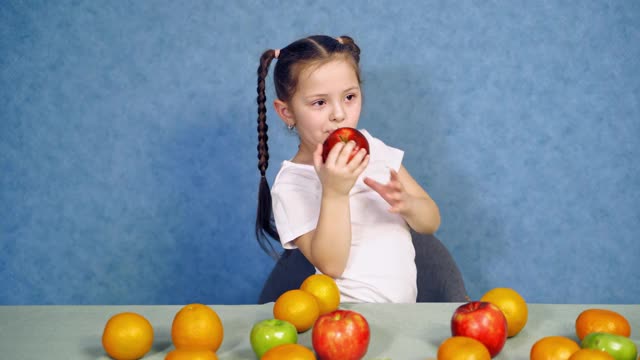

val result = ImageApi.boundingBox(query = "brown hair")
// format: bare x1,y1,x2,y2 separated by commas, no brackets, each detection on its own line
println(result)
255,35,362,258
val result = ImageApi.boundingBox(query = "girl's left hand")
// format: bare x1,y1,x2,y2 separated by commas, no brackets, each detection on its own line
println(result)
364,169,411,215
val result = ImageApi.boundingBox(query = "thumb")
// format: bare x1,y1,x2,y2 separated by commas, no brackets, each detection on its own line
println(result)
312,143,324,170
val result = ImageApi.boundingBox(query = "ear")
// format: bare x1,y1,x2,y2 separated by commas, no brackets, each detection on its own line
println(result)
273,99,295,127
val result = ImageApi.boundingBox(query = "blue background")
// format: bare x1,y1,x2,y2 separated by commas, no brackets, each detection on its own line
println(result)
1,1,638,305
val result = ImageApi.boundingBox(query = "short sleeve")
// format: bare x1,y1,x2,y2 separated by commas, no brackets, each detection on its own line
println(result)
271,163,321,249
358,129,404,185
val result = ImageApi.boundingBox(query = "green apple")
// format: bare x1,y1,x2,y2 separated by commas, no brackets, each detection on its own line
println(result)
249,318,298,358
581,332,637,360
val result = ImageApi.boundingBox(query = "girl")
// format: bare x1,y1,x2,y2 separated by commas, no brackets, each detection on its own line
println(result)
256,35,440,303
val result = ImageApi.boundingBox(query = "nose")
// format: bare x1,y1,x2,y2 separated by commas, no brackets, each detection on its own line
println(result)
330,102,346,123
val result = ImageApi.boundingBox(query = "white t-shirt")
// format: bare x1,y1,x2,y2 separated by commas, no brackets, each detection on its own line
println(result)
271,130,417,303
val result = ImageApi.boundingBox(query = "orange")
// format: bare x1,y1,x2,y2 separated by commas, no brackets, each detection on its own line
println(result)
273,289,320,332
171,303,224,351
568,349,615,360
299,274,341,315
102,312,154,360
437,336,491,360
165,349,218,360
530,336,580,360
261,343,316,360
575,308,631,340
480,287,528,337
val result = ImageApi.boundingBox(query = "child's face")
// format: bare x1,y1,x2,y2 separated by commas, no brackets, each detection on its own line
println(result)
287,59,362,158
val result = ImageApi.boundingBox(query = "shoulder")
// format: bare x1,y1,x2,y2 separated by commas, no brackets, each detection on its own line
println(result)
360,129,404,170
272,161,320,195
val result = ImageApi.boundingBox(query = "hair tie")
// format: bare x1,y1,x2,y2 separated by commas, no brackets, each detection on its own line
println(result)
274,49,280,59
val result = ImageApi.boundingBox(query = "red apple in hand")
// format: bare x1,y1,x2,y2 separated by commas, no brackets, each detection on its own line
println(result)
451,301,507,358
312,309,370,360
322,127,370,162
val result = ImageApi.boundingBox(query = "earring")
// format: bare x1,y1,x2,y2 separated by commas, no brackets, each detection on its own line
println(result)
287,123,295,130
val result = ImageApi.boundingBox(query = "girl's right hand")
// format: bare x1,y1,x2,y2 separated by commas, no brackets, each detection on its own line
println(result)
313,141,369,197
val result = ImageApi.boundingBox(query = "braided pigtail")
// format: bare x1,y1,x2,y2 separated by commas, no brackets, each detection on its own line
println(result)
256,49,280,259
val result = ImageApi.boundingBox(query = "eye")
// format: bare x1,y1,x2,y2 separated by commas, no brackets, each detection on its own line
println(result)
345,93,357,102
312,100,326,107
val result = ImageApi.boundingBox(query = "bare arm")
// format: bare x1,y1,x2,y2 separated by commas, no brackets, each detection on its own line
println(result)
294,142,369,278
364,165,440,234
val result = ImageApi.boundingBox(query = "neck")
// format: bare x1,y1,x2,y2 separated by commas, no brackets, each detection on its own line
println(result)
291,145,314,165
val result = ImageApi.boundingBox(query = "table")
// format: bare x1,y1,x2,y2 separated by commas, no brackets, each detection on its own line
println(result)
0,303,638,359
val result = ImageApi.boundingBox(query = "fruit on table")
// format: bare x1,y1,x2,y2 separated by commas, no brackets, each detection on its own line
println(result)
575,308,632,340
480,287,528,337
450,301,508,357
580,332,638,360
260,343,317,360
312,309,370,360
437,336,491,360
300,273,341,315
322,127,370,162
249,318,298,358
569,349,615,360
102,311,154,360
530,336,580,360
171,303,224,351
165,349,218,360
273,289,320,332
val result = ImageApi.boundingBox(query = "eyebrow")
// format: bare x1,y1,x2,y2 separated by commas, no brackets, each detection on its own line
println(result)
304,86,360,99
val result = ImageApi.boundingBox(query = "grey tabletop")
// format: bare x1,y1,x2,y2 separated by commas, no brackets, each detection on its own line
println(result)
0,303,638,359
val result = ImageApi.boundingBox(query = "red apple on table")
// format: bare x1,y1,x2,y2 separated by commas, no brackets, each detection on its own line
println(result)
451,301,508,358
322,127,370,163
312,309,370,360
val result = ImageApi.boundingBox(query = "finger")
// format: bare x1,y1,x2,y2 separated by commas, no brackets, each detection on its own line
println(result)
389,169,401,185
388,205,400,213
389,192,403,202
347,147,368,169
364,173,386,194
389,170,405,190
325,141,346,166
339,141,358,164
390,179,404,192
354,154,370,176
